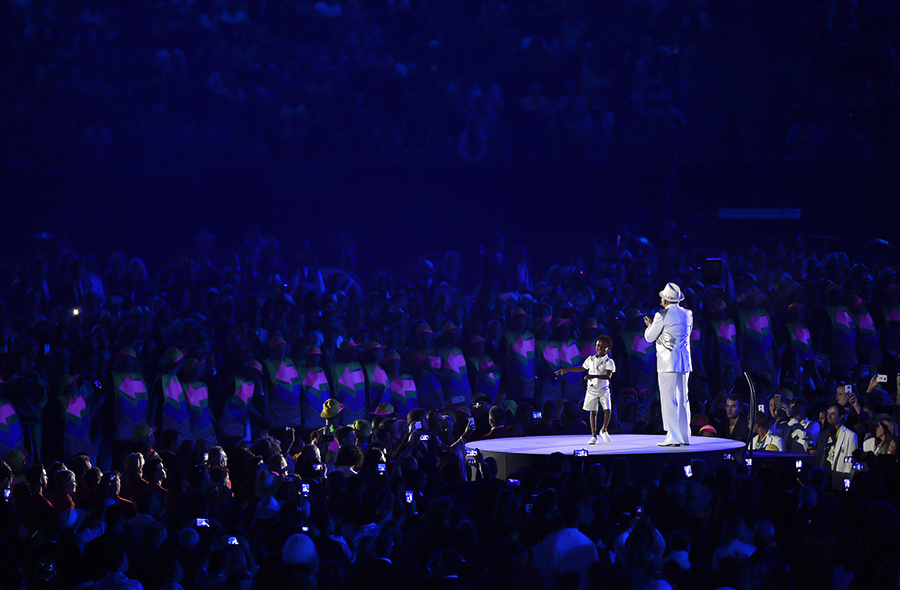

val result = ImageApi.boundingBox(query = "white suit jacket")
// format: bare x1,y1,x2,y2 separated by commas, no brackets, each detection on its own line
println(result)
644,304,693,373
831,425,858,474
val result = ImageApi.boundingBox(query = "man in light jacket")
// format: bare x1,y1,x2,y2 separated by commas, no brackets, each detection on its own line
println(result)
815,403,858,488
644,283,693,446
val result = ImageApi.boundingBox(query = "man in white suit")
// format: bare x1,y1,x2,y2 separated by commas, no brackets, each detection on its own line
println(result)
644,283,693,446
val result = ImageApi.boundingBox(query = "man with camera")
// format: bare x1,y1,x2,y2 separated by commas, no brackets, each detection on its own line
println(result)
835,382,869,442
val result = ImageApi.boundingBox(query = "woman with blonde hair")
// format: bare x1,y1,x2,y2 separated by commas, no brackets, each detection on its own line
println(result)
864,414,899,456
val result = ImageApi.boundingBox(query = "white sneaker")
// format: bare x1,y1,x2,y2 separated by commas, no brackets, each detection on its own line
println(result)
600,431,611,443
588,436,598,445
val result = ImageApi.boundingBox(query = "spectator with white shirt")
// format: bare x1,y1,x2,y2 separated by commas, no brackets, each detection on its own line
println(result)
750,413,785,451
862,414,899,456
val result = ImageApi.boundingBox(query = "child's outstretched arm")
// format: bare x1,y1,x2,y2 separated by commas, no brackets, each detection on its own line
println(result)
555,366,586,376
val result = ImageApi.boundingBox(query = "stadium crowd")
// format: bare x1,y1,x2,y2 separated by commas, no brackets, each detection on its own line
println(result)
0,221,899,589
0,0,711,167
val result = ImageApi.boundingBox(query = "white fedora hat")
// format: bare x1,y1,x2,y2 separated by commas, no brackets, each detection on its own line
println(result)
659,283,685,302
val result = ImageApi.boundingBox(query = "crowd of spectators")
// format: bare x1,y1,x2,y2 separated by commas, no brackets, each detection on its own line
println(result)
0,0,713,167
782,0,900,161
1,220,900,589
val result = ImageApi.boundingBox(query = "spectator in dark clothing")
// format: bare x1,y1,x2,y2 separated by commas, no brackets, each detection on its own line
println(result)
716,394,750,442
480,406,515,440
83,504,137,582
350,533,410,590
558,401,591,435
524,400,561,436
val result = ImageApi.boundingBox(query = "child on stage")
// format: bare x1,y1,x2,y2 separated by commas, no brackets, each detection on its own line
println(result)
555,335,615,444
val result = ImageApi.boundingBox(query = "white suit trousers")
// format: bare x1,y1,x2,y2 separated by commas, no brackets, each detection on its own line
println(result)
659,372,691,444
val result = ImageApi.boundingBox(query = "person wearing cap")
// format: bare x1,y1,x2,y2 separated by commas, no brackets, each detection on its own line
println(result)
698,424,718,437
361,341,391,415
436,323,473,407
644,283,693,447
311,398,345,459
219,360,269,443
108,347,150,468
150,347,190,445
179,357,218,444
370,402,396,426
704,299,742,380
556,335,615,444
500,309,536,402
298,346,331,432
352,419,372,449
465,336,500,402
264,337,304,429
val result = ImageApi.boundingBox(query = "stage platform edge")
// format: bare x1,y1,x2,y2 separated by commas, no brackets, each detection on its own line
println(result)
466,434,811,481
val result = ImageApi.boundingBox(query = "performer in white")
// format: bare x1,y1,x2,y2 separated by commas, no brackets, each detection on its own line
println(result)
644,283,693,447
556,335,616,445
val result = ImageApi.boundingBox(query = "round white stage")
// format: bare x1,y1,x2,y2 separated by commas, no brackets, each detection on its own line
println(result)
466,434,748,480
468,434,745,456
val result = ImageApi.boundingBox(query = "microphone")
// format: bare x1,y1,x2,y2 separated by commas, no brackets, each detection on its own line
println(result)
642,307,661,323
